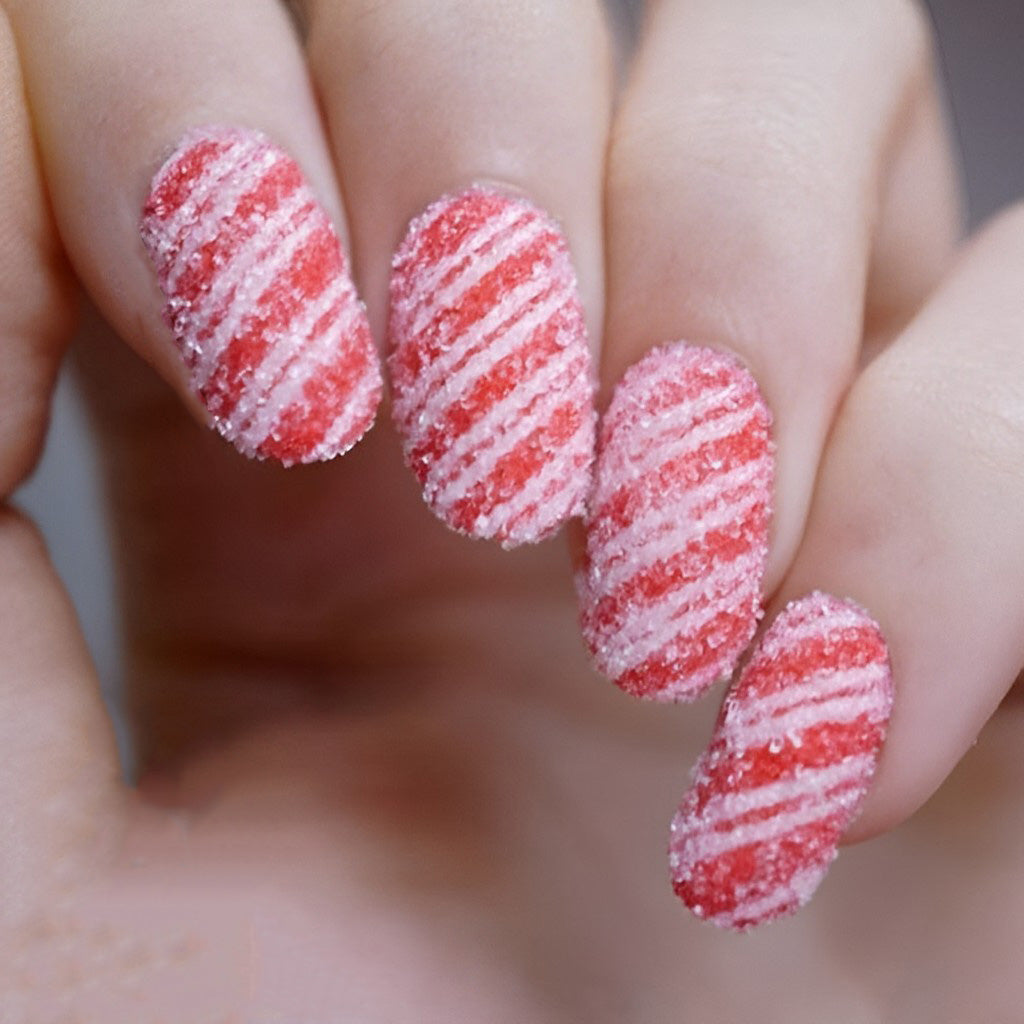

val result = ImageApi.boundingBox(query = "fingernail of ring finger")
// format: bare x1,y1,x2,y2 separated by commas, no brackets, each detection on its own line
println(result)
141,126,382,466
388,187,596,548
670,592,893,930
580,344,773,701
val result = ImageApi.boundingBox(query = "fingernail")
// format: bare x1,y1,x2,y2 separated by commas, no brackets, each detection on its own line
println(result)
388,186,596,547
141,126,381,465
580,343,773,701
670,592,893,930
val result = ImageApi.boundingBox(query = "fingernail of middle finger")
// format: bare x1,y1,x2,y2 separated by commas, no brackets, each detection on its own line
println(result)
388,186,596,548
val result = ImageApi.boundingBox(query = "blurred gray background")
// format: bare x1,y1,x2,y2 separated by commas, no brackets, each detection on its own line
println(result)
14,0,1024,722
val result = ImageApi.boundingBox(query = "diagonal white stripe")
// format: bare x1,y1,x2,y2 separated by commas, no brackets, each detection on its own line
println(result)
156,139,260,241
403,217,549,342
475,413,592,538
406,288,576,442
428,355,586,510
394,268,566,420
686,755,875,835
591,406,767,520
225,277,350,438
595,550,762,678
598,372,744,457
673,773,867,865
593,483,768,595
308,360,382,459
163,146,284,293
394,204,531,325
185,186,314,328
188,204,321,389
236,298,363,448
727,662,891,729
422,341,584,496
727,693,890,750
759,607,873,654
714,864,827,927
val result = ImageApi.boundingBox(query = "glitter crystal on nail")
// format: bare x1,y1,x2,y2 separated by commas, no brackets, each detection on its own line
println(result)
579,343,774,701
388,186,596,547
141,126,381,465
669,592,893,930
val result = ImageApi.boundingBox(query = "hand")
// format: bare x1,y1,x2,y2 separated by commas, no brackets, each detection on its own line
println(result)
3,0,1023,1020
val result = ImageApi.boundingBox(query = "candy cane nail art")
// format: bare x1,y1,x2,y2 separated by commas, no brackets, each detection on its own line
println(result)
142,126,381,465
388,187,596,547
580,344,773,701
670,592,893,930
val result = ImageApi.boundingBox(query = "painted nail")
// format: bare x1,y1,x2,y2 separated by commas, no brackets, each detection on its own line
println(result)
669,592,893,930
388,186,596,547
141,126,381,465
579,343,773,701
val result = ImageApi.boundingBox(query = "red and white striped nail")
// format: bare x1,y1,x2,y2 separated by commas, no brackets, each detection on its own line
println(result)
670,592,893,930
580,343,773,701
388,187,596,547
141,126,381,465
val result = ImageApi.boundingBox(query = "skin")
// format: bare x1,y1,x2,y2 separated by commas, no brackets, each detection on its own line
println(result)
2,0,1024,1019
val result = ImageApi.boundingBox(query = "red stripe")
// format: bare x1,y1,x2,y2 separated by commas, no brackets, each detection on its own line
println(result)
169,160,306,304
502,448,591,539
394,192,510,296
595,472,770,578
587,500,768,631
613,604,755,698
447,400,583,531
589,425,769,546
391,278,562,415
393,229,562,376
599,359,751,449
689,714,887,814
393,208,534,317
143,137,231,222
674,816,845,923
258,320,377,462
407,304,578,478
743,627,888,698
200,220,339,418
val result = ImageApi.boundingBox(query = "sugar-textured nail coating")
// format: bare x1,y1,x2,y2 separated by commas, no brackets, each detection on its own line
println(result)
141,126,381,465
670,592,893,930
579,343,773,701
388,186,596,547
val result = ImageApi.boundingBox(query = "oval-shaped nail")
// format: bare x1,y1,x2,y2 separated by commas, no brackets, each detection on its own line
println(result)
580,343,773,701
388,186,596,548
142,125,381,465
670,591,893,930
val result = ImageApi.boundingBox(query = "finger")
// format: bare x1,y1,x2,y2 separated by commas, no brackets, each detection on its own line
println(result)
304,0,611,545
0,11,121,932
670,201,1024,929
5,0,382,466
0,6,75,495
580,0,961,701
777,203,1024,843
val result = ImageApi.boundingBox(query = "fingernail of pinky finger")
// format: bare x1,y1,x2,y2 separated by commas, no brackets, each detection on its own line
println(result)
579,344,773,702
670,592,893,931
388,186,596,548
141,126,382,466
